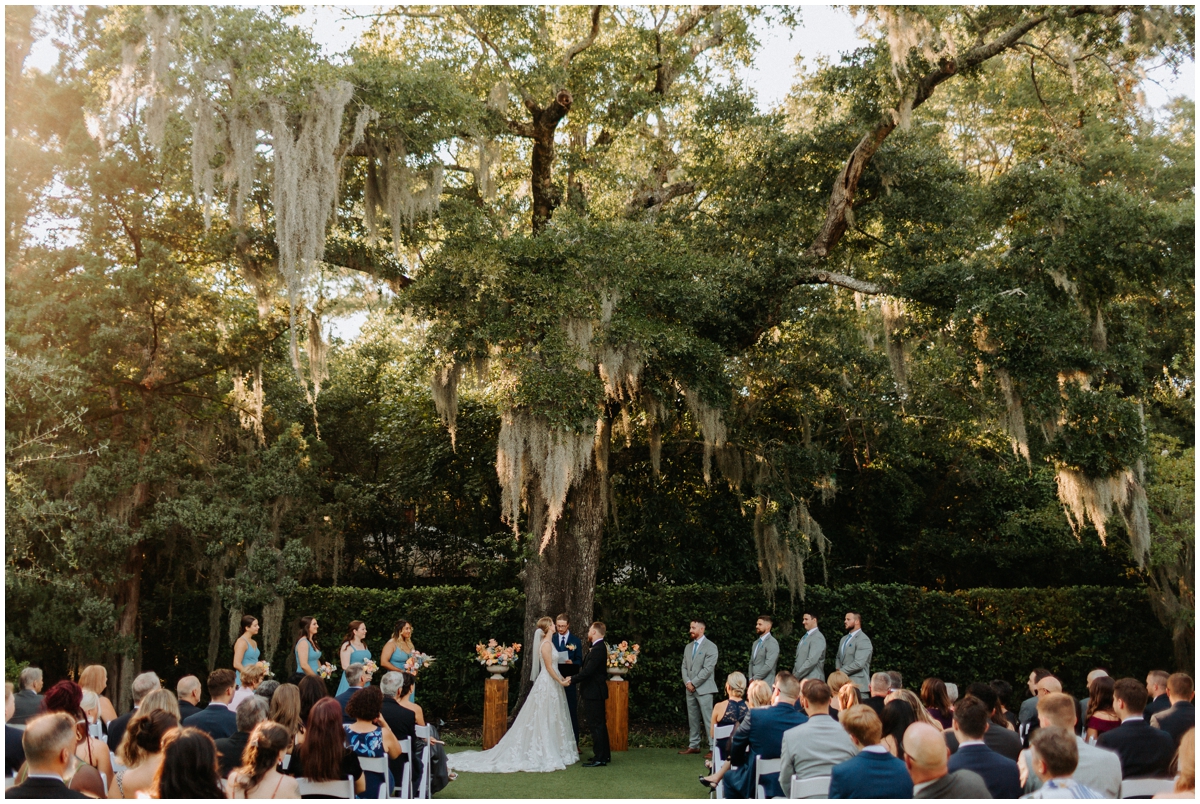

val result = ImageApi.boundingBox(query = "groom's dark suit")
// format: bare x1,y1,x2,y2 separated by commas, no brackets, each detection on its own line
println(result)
553,629,583,742
574,638,610,763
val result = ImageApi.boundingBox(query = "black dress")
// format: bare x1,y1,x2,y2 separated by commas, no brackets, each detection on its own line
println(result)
716,699,749,757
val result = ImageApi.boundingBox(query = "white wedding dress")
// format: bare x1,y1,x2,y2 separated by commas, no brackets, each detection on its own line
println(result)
447,628,579,773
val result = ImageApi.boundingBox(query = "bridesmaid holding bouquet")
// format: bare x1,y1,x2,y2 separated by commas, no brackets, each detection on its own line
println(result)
233,615,261,688
381,620,417,701
336,620,373,696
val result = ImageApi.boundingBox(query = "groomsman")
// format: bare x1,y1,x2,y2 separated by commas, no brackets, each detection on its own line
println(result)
792,611,826,681
680,620,719,756
836,612,873,694
748,615,780,682
552,613,583,742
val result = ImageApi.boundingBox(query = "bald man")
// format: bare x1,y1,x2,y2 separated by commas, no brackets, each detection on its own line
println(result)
1019,676,1063,748
903,722,992,799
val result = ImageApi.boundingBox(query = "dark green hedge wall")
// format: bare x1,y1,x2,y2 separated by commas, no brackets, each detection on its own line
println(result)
142,583,1172,727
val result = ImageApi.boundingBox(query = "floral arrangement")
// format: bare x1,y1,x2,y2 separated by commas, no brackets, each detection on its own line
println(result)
318,662,336,680
475,639,521,668
362,659,379,676
606,641,640,669
403,651,435,676
253,660,273,678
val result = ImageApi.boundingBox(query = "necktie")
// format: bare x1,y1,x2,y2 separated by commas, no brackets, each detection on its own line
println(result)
753,639,761,660
692,641,698,659
800,632,808,644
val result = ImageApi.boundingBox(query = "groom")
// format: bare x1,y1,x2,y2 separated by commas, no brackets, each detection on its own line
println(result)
567,621,610,767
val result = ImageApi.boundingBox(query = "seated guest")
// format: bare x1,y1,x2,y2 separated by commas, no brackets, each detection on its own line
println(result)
779,680,858,796
107,671,161,753
226,720,300,799
283,697,365,796
298,674,328,725
6,683,26,776
864,673,891,716
268,683,303,764
1154,728,1195,799
254,680,280,705
152,726,226,798
1078,669,1108,720
1084,676,1121,741
344,686,403,798
1144,671,1171,721
881,700,918,759
1150,673,1195,747
334,663,366,722
947,696,1021,799
701,680,771,790
137,688,182,720
109,709,178,799
182,668,237,740
176,675,203,722
828,705,913,799
724,672,809,798
40,680,113,783
1097,678,1176,779
1019,669,1053,726
5,713,88,799
77,665,118,726
920,679,954,730
380,672,417,794
1019,675,1063,748
711,672,750,757
990,680,1019,730
10,667,44,727
1018,692,1120,798
79,690,103,740
946,683,959,707
946,683,1022,761
230,662,268,712
827,670,853,720
1021,726,1103,798
888,671,903,691
902,722,990,799
888,690,945,731
215,695,268,778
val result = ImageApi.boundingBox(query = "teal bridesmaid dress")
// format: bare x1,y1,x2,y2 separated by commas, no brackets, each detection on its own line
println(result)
295,640,322,678
336,646,373,696
391,646,415,702
235,639,261,688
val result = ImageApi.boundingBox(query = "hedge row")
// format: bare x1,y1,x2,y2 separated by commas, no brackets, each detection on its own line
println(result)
245,583,1171,726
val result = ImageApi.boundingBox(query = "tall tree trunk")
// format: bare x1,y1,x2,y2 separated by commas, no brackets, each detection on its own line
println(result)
508,459,606,723
113,545,143,712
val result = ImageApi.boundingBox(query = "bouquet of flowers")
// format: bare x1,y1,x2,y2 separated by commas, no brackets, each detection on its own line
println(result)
475,639,521,668
362,659,379,676
318,662,336,680
606,641,640,669
253,660,273,678
403,651,435,676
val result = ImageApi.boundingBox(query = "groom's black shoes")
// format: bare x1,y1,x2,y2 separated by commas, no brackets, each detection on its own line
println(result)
583,759,608,767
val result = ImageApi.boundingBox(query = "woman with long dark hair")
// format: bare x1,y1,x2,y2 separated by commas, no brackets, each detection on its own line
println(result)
1085,676,1120,741
285,697,365,795
153,726,225,799
268,683,303,765
336,620,372,696
380,620,412,674
880,699,918,759
298,675,328,725
292,615,323,682
227,720,299,798
234,615,262,689
920,678,954,729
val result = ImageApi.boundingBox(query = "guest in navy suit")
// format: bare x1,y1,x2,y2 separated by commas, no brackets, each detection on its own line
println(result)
725,672,810,798
5,713,88,799
553,614,584,743
828,704,913,798
182,669,238,741
1151,672,1196,747
1097,678,1176,779
335,664,366,723
947,695,1021,799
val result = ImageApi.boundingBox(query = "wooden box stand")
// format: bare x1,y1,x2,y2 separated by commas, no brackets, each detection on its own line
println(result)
606,678,629,752
483,677,508,750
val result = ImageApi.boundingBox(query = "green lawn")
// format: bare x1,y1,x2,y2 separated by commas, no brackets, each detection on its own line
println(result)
436,746,712,799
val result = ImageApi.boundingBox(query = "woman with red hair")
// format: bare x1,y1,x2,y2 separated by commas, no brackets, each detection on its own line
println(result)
284,697,365,795
7,680,109,797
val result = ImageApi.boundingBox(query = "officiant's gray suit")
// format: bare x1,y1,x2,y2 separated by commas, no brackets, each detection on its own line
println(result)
682,636,719,750
748,632,779,682
792,628,826,681
835,629,873,693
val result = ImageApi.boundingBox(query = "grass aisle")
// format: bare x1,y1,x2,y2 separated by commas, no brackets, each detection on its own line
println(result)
436,746,711,799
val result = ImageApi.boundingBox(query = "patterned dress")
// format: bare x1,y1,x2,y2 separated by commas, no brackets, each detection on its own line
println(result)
344,724,386,798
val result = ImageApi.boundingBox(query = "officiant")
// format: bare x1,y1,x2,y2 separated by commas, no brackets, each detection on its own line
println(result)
553,614,583,742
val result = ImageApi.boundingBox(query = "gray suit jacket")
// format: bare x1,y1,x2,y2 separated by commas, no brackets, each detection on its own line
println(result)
916,769,992,799
836,630,873,692
792,629,826,680
749,633,780,682
682,637,720,695
778,714,858,796
1019,736,1121,799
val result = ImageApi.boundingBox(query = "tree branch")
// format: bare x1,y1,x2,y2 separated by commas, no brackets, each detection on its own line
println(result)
562,6,603,68
674,5,721,37
624,181,697,215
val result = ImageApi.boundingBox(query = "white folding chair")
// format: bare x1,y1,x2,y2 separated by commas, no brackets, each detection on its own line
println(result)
1120,778,1176,798
297,775,356,798
359,755,389,797
110,750,126,774
414,725,432,799
279,752,291,770
789,774,831,799
88,720,104,739
395,737,413,799
710,724,735,799
4,777,14,791
754,756,782,799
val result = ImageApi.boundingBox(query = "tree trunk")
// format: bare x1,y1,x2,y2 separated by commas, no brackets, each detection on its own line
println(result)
113,545,143,712
508,459,607,722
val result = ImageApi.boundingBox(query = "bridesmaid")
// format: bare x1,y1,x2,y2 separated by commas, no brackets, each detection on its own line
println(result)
336,621,372,696
380,620,416,702
293,616,323,681
233,615,261,688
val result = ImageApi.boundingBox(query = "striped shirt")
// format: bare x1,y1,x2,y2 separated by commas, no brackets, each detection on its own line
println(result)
1022,778,1104,799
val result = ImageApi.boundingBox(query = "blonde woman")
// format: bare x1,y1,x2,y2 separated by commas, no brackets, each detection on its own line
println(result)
109,709,178,798
231,662,268,711
700,679,772,789
707,673,749,765
886,688,944,730
78,665,119,724
136,688,181,720
267,683,302,763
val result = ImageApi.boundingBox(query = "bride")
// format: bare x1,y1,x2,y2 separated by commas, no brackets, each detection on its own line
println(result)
447,616,579,773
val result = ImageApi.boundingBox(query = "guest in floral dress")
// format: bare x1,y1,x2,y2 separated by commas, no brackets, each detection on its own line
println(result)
344,686,402,798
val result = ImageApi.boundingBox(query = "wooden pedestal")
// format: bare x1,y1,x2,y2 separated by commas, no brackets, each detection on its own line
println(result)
606,678,629,751
483,677,509,750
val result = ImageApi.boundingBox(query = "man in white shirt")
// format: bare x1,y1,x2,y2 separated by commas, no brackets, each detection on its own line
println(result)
1019,692,1120,798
